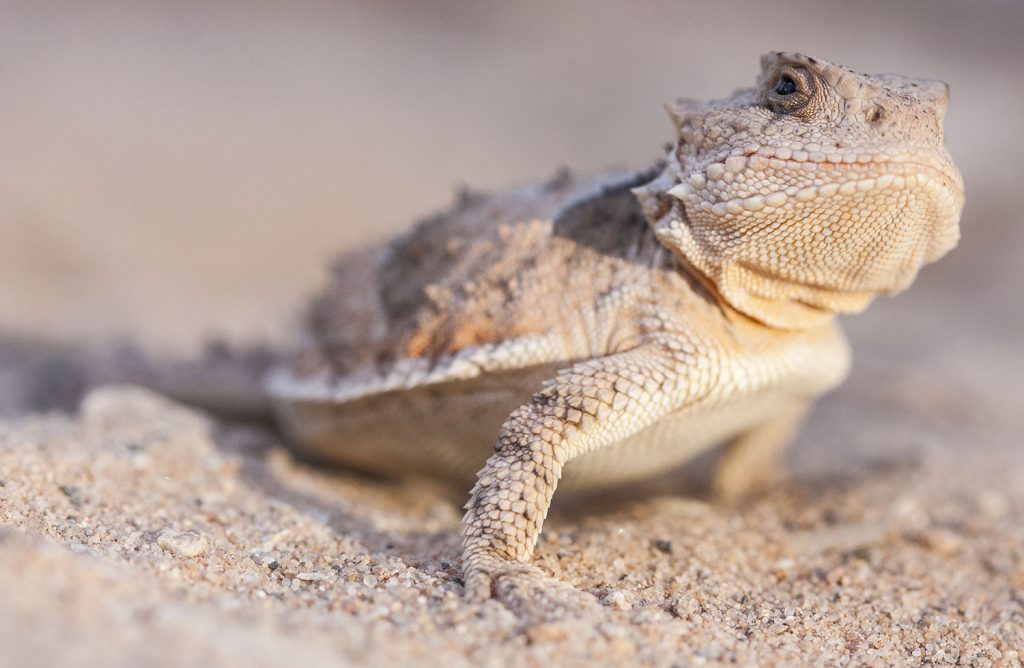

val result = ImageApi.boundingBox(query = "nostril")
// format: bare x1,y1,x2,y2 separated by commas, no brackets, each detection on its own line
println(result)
866,106,884,124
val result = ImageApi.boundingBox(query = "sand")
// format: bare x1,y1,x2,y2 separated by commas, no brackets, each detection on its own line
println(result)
1,315,1021,667
2,3,1023,666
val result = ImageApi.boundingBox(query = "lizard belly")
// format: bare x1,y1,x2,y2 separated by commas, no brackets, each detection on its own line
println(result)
271,362,803,493
559,391,796,491
271,364,557,486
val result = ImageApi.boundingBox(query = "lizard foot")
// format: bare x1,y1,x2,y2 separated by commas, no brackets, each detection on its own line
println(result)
463,554,597,618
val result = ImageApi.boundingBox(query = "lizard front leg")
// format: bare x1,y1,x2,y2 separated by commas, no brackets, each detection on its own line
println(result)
461,339,714,604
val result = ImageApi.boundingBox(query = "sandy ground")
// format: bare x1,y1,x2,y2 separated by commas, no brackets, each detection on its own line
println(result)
1,330,1022,667
2,2,1023,666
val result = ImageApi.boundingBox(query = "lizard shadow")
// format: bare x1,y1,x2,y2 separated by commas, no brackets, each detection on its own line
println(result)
549,438,924,524
210,422,466,571
549,377,938,537
208,408,925,577
0,334,459,571
0,329,933,578
202,362,937,574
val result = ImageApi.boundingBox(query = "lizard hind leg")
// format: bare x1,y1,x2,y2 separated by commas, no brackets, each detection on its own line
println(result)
710,402,809,504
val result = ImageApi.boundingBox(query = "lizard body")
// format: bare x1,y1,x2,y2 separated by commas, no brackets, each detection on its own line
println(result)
265,52,963,603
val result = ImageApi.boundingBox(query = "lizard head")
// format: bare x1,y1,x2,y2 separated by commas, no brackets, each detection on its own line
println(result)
636,52,964,329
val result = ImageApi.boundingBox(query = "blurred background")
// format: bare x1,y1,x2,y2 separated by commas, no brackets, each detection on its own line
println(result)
1,0,1021,358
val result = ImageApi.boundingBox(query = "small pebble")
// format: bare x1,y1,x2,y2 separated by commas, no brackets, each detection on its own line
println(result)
603,589,630,611
297,572,325,582
524,622,568,644
917,528,964,557
609,638,636,654
157,530,208,558
652,539,673,554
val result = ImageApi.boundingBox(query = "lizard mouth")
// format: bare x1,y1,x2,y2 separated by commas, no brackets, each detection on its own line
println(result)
670,156,963,219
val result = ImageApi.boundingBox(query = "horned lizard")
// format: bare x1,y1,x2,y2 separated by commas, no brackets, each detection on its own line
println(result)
262,52,964,605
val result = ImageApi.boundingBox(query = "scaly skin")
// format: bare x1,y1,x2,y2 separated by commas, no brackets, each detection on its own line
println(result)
266,52,964,609
458,52,962,603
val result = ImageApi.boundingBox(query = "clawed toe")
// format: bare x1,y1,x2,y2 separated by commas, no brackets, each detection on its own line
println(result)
463,555,596,618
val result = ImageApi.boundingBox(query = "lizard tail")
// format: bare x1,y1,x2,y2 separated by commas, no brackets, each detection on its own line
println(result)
0,333,276,424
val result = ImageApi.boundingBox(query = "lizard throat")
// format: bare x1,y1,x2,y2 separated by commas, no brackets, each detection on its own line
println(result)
650,207,876,331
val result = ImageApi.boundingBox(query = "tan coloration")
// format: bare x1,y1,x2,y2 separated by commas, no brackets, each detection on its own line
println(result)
711,402,809,502
266,52,963,607
308,171,657,369
638,52,963,329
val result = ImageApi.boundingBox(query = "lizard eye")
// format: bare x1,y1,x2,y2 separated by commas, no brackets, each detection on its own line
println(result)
765,67,816,116
775,75,797,96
